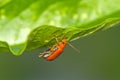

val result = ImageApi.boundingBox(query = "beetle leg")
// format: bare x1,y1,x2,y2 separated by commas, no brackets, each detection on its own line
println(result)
53,35,59,44
39,48,51,58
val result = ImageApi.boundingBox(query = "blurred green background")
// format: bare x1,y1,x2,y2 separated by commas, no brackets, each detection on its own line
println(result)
0,24,120,80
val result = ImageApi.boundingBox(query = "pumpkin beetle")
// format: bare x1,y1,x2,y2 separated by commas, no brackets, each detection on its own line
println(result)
39,36,80,61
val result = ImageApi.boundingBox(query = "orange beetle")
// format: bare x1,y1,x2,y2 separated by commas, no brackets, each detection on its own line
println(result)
45,38,67,61
39,38,67,61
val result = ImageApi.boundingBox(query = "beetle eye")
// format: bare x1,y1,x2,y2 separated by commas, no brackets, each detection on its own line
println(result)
62,42,65,44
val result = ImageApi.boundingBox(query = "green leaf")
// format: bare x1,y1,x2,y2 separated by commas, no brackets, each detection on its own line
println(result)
0,0,120,55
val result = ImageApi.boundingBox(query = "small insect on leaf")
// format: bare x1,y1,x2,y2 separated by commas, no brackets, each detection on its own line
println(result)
39,37,67,61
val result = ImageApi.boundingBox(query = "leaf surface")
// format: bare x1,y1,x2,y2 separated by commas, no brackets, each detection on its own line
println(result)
0,0,120,55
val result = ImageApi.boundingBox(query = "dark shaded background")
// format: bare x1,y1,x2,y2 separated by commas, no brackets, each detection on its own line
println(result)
0,24,120,80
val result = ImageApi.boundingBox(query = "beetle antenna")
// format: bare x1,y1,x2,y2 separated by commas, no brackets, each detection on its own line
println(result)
67,42,80,53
